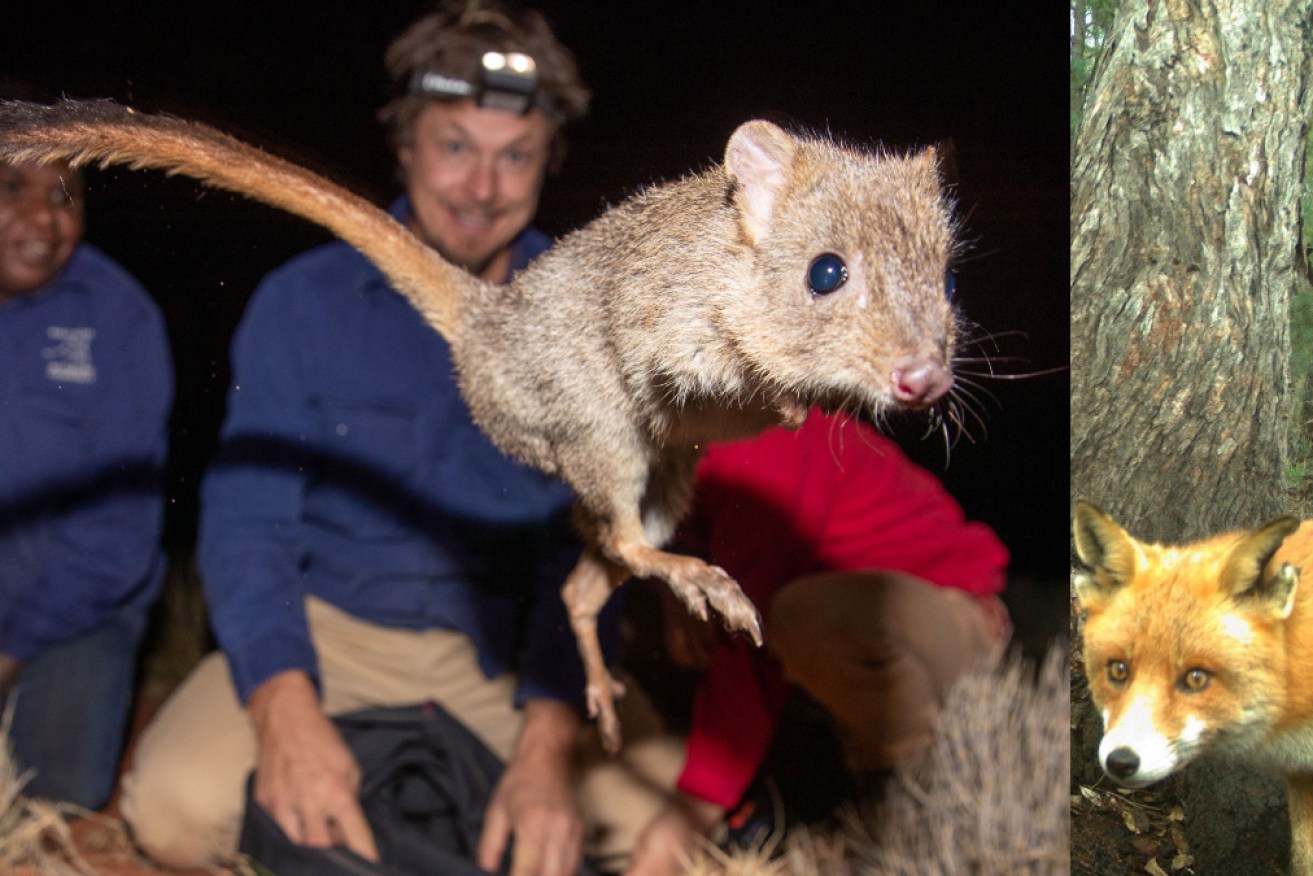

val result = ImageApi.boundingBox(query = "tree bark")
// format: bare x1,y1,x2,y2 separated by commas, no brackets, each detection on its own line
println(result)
1071,3,1313,872
1070,0,1313,544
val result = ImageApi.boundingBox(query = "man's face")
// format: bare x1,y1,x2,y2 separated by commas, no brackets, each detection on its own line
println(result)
0,161,84,302
398,100,552,284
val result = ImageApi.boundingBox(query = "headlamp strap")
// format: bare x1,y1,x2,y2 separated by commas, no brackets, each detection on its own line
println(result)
408,51,552,116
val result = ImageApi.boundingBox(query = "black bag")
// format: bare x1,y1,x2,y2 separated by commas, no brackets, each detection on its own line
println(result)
238,701,599,875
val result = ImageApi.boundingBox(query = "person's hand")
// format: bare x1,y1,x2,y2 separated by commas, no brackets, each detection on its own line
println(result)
246,670,378,862
478,699,585,876
626,792,725,876
0,653,22,697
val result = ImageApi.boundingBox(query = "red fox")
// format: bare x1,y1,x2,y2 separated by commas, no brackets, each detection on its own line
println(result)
1073,499,1313,872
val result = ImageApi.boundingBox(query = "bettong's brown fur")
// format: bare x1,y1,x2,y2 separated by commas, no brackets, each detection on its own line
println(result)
0,99,960,750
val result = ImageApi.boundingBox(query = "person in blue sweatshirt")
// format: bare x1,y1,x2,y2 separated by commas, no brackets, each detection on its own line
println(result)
120,5,667,875
0,155,173,809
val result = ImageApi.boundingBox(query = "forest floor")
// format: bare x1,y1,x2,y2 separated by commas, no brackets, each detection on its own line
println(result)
1069,740,1288,876
1070,777,1193,875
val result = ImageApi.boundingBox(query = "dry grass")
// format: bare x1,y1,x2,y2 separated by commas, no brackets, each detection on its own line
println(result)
0,704,98,876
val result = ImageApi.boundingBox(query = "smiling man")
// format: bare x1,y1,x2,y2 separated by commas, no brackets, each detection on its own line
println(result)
399,100,551,281
0,154,173,810
117,4,641,876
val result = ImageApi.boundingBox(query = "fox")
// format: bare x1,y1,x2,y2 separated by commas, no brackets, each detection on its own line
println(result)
1072,498,1313,872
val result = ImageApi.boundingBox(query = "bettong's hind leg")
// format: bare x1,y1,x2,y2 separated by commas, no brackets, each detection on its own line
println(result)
613,451,762,646
562,449,761,752
562,536,761,754
561,546,630,753
611,539,763,647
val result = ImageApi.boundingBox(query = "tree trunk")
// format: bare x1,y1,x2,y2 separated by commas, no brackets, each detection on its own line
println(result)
1070,0,1313,544
1071,2,1313,873
1070,0,1092,122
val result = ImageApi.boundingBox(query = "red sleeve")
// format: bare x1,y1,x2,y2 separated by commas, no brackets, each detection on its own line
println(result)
676,638,788,807
672,411,1008,807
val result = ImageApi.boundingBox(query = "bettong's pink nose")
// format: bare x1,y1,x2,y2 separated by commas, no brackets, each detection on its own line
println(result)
891,358,952,407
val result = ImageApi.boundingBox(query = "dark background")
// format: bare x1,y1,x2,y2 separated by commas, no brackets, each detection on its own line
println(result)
2,3,1069,647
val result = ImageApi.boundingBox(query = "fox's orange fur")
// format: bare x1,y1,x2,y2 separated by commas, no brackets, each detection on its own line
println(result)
1074,500,1313,872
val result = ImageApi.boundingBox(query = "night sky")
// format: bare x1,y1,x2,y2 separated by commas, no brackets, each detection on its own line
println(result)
2,3,1069,642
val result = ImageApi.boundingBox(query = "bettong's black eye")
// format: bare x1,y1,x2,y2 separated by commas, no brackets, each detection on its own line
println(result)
807,253,848,296
944,269,957,302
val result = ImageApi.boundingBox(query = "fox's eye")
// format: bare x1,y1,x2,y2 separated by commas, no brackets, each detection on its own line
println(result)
1107,660,1129,684
1181,668,1212,692
807,253,848,296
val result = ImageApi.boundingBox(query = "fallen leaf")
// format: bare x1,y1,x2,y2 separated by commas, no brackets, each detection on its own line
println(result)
1131,836,1160,855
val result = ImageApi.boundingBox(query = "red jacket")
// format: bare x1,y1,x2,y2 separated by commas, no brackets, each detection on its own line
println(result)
673,411,1008,807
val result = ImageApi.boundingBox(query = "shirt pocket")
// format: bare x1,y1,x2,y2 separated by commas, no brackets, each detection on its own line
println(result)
305,399,425,540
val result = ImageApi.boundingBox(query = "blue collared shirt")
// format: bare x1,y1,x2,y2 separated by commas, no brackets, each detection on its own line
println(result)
199,199,593,709
0,243,173,660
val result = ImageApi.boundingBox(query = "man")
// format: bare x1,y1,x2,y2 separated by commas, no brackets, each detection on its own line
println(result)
622,411,1011,875
119,4,622,875
0,154,173,809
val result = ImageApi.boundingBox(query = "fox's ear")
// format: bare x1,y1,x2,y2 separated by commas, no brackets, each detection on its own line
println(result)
1072,499,1141,610
1224,516,1301,619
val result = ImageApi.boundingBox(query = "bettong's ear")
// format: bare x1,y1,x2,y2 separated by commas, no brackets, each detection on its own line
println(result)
1223,516,1301,620
1072,499,1141,611
724,120,798,245
928,138,953,188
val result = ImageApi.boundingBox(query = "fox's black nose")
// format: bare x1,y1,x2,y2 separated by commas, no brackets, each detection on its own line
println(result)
1105,747,1140,780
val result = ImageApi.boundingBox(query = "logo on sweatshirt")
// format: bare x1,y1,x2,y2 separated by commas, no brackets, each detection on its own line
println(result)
43,326,97,384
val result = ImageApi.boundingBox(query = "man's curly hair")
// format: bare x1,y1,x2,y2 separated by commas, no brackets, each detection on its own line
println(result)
378,0,590,172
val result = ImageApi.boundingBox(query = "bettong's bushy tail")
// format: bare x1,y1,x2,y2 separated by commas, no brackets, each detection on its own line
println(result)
0,98,467,339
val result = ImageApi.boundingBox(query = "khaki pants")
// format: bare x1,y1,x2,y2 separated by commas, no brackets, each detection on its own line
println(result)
767,571,1008,771
120,596,682,871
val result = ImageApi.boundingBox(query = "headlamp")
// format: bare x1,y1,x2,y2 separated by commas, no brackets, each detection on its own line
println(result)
408,51,551,116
